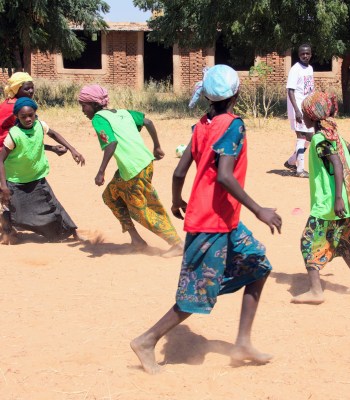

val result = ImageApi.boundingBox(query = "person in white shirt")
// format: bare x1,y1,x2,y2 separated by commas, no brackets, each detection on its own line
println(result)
285,44,314,178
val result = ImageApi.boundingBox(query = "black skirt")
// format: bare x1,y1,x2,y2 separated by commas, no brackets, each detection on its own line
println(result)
7,178,77,240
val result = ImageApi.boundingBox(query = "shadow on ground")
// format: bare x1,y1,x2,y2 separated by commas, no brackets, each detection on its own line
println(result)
270,271,350,296
159,325,269,368
74,240,163,258
266,169,297,177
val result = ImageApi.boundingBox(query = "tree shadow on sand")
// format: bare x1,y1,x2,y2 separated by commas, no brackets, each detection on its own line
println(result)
266,169,297,177
270,271,350,296
159,325,267,368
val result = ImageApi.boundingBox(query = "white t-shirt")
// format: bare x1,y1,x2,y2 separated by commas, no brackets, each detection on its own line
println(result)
4,120,49,150
286,62,314,132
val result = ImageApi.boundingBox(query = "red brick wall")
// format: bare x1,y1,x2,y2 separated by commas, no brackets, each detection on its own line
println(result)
178,48,210,89
0,32,343,93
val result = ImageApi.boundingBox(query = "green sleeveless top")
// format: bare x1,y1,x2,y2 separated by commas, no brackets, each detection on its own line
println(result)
309,131,350,220
5,120,49,183
92,109,154,181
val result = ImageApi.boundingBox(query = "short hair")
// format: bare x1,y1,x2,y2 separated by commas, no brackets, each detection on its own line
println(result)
298,43,312,52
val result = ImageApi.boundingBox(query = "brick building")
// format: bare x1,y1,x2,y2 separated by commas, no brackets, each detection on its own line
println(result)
1,22,343,92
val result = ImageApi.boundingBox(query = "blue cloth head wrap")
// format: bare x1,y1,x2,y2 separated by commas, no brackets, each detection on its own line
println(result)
13,97,38,115
188,64,240,108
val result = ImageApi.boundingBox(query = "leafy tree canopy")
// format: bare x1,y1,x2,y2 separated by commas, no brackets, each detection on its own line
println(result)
134,0,349,60
0,0,110,70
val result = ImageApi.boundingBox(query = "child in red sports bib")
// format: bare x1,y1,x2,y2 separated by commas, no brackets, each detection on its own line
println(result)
131,65,282,374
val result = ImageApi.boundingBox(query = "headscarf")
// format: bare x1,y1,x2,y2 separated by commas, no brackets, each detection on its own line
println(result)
78,84,109,106
302,91,350,202
189,64,240,108
4,72,33,99
13,97,38,115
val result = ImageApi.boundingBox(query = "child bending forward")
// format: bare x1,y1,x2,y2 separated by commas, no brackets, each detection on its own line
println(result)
292,91,350,304
78,85,182,257
0,98,84,242
130,65,282,374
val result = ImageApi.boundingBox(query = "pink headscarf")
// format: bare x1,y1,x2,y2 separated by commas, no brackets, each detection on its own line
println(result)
78,84,109,106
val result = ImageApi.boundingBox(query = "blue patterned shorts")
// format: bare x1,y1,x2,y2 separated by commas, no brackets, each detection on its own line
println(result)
176,222,272,314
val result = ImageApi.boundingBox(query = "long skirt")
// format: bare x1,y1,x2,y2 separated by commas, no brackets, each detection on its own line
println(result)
301,216,350,270
176,222,272,314
7,178,77,241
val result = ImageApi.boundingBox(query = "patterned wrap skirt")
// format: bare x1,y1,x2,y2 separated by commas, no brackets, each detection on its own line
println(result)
301,216,350,270
176,222,272,314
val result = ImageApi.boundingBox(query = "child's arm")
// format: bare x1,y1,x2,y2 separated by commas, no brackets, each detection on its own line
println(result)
47,128,85,165
327,153,346,218
95,142,117,186
0,147,12,206
143,118,165,160
171,140,193,219
217,155,282,234
44,144,68,156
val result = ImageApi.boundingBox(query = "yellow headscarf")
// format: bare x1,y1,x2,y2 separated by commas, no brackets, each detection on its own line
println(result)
4,72,33,99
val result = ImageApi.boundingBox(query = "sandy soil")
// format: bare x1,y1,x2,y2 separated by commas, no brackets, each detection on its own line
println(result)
1,111,350,400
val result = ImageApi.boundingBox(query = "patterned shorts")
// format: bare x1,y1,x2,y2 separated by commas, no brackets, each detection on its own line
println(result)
301,216,350,270
175,222,272,314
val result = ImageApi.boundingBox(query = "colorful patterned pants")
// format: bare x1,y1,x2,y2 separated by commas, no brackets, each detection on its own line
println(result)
301,216,350,270
102,162,181,245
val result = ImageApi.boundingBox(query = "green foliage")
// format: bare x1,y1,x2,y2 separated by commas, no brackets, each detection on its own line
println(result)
134,0,349,60
0,0,110,71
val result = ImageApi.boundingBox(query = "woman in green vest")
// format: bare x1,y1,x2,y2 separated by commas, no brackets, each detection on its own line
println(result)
78,84,183,257
292,91,350,305
0,97,84,243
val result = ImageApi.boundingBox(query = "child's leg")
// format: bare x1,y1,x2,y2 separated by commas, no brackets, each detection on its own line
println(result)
231,274,273,363
295,137,306,173
291,216,328,304
130,305,191,374
102,178,147,248
291,269,324,304
126,164,182,251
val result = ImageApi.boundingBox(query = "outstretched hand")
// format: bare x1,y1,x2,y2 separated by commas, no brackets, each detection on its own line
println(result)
71,149,85,166
52,145,68,156
256,207,282,234
171,199,187,220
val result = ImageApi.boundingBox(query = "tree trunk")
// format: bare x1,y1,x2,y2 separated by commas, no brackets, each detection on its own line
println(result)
341,53,350,114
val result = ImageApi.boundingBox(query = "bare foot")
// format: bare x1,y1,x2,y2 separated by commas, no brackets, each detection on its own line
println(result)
130,335,162,374
72,229,89,242
291,290,324,305
231,344,273,364
162,242,184,258
131,239,148,252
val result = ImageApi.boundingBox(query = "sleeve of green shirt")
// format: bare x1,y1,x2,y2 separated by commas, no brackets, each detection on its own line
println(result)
92,114,117,150
127,110,145,132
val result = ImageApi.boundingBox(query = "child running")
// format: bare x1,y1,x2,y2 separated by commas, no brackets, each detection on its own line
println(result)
292,92,350,304
78,85,183,257
130,65,282,374
0,98,84,242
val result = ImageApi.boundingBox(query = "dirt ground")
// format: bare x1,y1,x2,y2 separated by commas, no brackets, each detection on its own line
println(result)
1,110,350,400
